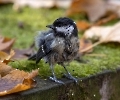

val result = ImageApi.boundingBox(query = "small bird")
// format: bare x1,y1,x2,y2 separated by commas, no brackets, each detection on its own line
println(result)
29,17,79,84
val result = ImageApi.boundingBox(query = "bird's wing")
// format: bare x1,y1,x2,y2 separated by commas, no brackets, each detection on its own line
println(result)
28,30,55,63
36,41,53,64
28,54,36,60
35,30,53,48
36,31,55,64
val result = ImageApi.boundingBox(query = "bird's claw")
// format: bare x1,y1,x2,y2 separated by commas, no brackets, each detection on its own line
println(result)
49,76,64,84
64,73,78,83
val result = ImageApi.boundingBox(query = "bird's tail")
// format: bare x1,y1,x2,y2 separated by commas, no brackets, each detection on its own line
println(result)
35,47,46,64
28,44,51,64
28,54,36,60
28,48,45,64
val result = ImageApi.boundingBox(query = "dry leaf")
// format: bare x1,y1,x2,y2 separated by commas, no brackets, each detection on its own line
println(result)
66,0,120,22
84,21,120,43
0,36,15,51
107,0,120,18
82,21,120,51
13,48,34,60
79,38,93,53
0,69,38,96
0,50,15,64
0,62,13,77
94,13,118,26
76,21,91,30
66,0,107,22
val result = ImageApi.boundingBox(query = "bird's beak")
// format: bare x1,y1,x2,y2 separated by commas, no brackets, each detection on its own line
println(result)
46,25,54,29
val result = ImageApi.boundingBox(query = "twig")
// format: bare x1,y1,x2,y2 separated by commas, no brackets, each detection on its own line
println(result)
80,41,102,53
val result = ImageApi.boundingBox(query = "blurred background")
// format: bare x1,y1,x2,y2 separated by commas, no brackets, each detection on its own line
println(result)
1,0,120,80
0,0,73,49
0,0,120,57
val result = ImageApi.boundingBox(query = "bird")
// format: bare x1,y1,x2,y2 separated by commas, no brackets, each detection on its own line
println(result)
28,17,79,84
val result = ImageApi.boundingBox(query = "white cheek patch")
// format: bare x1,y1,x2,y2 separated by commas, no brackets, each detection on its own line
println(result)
56,25,74,36
74,21,76,24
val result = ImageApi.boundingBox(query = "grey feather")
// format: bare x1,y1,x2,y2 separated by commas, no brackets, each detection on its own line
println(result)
35,30,54,48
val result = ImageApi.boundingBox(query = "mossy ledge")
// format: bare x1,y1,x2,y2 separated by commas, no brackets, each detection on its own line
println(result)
0,68,120,100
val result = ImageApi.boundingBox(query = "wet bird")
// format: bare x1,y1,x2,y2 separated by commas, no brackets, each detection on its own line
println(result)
29,17,79,84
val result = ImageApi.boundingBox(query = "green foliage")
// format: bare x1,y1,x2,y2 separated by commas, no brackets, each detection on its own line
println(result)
1,4,120,78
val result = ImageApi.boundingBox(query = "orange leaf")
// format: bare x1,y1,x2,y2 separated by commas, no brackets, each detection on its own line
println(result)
76,21,91,30
66,0,106,22
0,50,15,64
0,62,13,77
0,69,38,96
0,36,15,51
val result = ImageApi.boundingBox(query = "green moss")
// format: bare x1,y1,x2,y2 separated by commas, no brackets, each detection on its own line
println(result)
1,4,120,79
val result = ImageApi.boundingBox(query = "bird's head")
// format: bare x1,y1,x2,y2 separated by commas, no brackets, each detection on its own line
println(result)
46,17,78,38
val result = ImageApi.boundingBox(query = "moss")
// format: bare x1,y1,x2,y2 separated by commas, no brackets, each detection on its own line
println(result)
1,4,120,78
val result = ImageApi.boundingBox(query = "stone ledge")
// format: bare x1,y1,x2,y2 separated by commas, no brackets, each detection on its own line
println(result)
0,68,120,100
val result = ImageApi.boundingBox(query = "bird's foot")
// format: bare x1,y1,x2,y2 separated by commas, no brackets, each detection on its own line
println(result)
64,73,78,83
49,76,64,84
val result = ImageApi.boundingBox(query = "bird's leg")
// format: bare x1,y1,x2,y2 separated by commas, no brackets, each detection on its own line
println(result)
49,64,64,84
62,64,78,83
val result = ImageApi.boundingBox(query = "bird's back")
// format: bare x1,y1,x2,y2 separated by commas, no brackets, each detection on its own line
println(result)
44,36,79,64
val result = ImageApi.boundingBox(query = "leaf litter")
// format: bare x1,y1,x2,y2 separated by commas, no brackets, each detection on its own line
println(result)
0,50,38,96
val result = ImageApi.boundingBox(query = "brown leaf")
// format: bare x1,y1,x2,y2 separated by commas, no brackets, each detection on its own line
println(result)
79,37,93,54
76,21,91,30
66,0,107,22
94,13,118,26
66,0,120,23
83,22,120,51
0,69,38,96
0,62,13,77
0,36,15,51
0,50,15,64
84,22,120,43
13,48,34,60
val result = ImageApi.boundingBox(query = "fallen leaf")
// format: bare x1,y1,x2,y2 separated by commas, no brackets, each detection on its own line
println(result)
83,21,120,51
0,51,9,62
0,36,15,51
107,0,120,18
0,50,15,64
84,21,120,42
0,69,38,96
94,13,118,26
76,21,91,30
66,0,107,22
79,37,93,53
66,0,120,22
0,62,13,77
13,48,34,60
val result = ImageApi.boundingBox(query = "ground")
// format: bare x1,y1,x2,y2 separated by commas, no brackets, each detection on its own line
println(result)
0,4,120,79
